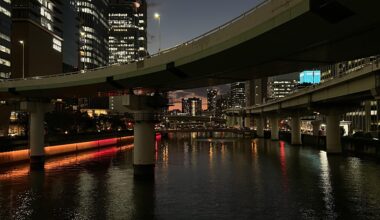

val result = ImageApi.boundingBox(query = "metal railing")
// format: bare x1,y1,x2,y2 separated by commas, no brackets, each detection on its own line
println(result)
2,0,271,82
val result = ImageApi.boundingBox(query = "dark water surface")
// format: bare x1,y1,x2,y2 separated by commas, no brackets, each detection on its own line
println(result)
1,133,380,219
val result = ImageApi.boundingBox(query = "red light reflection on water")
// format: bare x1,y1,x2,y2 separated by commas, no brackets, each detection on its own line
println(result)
279,141,289,191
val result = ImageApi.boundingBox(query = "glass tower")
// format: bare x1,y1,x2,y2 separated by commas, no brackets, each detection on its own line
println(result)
0,0,11,79
77,0,109,69
109,0,147,64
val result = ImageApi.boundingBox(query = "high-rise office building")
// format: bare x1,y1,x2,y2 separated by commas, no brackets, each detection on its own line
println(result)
230,82,246,108
62,1,80,72
109,0,147,64
215,94,231,117
267,73,298,99
77,0,109,69
182,97,202,116
207,89,218,112
0,0,11,79
11,0,64,78
246,78,268,106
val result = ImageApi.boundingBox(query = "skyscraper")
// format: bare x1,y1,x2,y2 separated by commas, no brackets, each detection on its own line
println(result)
230,82,246,108
11,0,64,78
109,0,147,64
215,94,231,117
0,0,11,79
62,1,80,72
267,73,298,99
182,97,202,116
77,0,109,69
207,88,218,113
246,78,268,106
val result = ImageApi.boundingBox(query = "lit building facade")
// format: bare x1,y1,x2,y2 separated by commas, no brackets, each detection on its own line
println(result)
299,70,321,84
0,0,11,79
343,101,380,138
267,73,298,99
182,98,202,116
77,0,109,69
215,94,231,117
207,89,218,113
109,0,147,64
246,78,268,106
230,82,246,108
11,0,64,78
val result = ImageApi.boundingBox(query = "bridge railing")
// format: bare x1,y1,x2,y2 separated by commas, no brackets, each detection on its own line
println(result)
2,0,270,82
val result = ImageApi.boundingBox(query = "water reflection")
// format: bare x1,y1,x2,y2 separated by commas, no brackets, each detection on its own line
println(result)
319,151,336,218
1,133,380,219
279,141,288,192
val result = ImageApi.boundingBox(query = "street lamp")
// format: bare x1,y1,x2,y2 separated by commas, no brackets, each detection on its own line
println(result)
19,40,25,79
154,12,161,53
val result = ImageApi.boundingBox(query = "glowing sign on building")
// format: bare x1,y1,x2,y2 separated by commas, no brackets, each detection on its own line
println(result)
300,70,321,84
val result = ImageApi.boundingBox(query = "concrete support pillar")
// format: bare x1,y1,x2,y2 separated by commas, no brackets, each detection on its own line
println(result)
122,94,167,179
291,115,302,145
30,105,45,160
312,120,321,136
229,116,233,127
238,116,243,128
270,116,279,140
20,101,52,168
326,113,341,153
364,101,371,133
245,115,251,128
257,116,265,137
134,120,155,177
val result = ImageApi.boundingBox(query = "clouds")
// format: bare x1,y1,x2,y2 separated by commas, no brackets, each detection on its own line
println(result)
169,90,199,104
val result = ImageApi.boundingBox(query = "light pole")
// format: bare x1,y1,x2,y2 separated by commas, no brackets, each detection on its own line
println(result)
154,13,161,53
19,40,25,79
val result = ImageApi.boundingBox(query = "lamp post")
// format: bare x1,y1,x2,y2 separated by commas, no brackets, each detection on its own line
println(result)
19,40,25,79
154,12,161,53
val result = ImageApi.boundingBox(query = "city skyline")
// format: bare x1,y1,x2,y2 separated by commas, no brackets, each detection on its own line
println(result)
148,0,264,105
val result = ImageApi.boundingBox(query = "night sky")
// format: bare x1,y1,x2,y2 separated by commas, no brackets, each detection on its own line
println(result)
146,0,264,110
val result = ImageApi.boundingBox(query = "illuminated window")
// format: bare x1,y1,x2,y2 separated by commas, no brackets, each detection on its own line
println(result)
52,38,62,52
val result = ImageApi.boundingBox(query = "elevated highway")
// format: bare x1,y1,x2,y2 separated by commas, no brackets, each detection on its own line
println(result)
1,0,380,98
2,0,380,175
236,61,380,153
247,62,380,114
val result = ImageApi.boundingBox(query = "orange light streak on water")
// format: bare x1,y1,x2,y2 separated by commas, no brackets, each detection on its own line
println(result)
0,144,133,181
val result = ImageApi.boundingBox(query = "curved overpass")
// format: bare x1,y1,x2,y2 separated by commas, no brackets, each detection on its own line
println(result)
1,0,380,98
